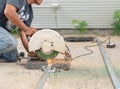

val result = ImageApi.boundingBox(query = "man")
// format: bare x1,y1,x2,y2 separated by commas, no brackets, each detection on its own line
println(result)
0,0,43,62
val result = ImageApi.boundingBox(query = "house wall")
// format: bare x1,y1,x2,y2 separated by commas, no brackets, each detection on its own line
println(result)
31,0,120,29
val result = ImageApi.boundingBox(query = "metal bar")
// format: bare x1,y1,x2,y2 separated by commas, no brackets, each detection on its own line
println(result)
36,65,51,89
96,38,120,89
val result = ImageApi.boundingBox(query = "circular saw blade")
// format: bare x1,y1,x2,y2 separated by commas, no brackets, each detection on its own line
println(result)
29,29,66,53
29,29,66,60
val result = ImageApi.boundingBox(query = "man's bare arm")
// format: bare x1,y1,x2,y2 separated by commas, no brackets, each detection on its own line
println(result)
4,4,28,32
20,31,29,52
4,4,37,56
20,31,37,57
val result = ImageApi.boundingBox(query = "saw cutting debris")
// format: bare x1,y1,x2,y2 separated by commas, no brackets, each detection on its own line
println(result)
19,29,72,71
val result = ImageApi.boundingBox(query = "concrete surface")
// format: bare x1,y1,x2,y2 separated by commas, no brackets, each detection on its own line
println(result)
0,34,120,89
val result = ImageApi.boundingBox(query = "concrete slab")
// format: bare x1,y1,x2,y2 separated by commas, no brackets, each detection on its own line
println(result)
0,35,120,89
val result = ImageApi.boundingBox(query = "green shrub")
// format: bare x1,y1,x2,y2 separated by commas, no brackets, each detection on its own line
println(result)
71,19,87,34
112,10,120,35
11,27,19,34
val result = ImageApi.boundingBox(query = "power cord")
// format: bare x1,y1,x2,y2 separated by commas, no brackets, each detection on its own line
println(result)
72,37,110,60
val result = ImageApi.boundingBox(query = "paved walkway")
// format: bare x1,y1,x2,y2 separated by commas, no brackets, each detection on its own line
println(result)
0,35,120,89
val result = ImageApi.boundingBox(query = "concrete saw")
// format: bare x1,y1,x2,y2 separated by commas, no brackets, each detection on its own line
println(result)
29,29,71,60
27,29,72,70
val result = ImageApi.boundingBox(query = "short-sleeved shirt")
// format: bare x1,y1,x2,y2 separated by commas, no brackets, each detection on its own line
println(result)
0,0,33,32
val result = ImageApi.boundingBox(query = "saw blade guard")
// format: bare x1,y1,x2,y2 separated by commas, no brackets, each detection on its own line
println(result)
29,29,67,59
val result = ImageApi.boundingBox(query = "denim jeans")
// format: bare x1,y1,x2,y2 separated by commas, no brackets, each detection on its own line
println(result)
0,26,18,62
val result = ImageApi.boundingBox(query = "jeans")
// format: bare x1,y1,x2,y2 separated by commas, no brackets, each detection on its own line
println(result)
0,26,18,62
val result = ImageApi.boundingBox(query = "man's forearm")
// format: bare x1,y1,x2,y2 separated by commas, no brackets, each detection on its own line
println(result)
20,31,29,52
20,31,37,57
4,4,28,32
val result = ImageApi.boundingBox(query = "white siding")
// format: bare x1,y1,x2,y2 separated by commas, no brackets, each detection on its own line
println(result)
31,0,120,29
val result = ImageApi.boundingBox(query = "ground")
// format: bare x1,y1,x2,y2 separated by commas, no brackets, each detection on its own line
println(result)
0,34,120,89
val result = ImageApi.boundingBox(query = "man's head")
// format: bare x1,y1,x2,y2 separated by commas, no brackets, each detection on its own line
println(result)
28,0,43,5
34,0,43,5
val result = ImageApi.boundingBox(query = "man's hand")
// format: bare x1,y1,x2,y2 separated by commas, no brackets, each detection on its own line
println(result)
25,27,37,36
29,51,37,57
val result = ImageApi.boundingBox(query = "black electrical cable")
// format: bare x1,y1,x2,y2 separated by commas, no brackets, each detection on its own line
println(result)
72,37,110,60
72,44,95,60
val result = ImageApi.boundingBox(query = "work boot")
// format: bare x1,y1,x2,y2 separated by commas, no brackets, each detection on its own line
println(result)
0,48,18,62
